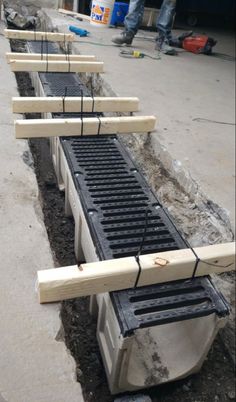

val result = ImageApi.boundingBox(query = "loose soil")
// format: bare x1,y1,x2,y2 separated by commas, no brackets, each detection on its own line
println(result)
11,40,235,402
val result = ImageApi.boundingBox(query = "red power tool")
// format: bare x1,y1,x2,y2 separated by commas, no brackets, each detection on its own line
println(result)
171,32,217,55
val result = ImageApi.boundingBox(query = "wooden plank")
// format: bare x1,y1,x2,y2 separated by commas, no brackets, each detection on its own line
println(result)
12,96,140,114
15,116,156,139
58,8,91,21
37,242,235,303
9,59,104,73
6,52,96,62
4,28,75,42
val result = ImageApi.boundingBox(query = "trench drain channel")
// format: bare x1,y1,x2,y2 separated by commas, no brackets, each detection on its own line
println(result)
27,40,229,337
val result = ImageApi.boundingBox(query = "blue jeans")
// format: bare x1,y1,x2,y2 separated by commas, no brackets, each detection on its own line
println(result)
124,0,176,39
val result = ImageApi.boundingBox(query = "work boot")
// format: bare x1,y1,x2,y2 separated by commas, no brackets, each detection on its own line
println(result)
112,30,134,46
155,37,177,55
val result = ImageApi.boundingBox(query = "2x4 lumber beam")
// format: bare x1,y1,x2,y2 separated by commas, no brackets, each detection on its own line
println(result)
15,116,156,138
4,28,74,42
6,52,96,62
58,8,91,21
12,96,140,114
9,59,104,73
37,242,235,303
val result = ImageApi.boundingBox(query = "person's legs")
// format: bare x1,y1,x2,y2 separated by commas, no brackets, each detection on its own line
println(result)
124,0,145,35
156,0,177,55
157,0,176,40
112,0,145,45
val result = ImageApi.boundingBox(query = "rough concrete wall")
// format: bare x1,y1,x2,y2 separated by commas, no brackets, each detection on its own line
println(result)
3,0,60,16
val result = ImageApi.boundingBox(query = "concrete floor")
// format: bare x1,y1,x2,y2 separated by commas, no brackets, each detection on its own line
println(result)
48,9,235,232
0,21,83,402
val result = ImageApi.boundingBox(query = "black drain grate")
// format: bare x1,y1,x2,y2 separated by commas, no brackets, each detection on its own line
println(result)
27,40,230,335
62,135,186,260
38,72,90,97
111,277,229,336
28,41,90,97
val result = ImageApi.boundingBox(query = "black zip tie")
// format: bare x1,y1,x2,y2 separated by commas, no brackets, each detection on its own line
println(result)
41,22,46,61
40,37,44,60
44,30,49,72
64,33,66,54
64,37,68,62
134,208,149,287
190,245,233,279
201,260,233,269
191,247,201,279
80,91,84,136
62,86,67,114
66,43,69,62
191,246,234,278
67,42,71,60
97,116,102,135
91,86,95,114
65,40,71,73
68,52,71,73
157,205,200,279
159,206,233,279
134,255,142,289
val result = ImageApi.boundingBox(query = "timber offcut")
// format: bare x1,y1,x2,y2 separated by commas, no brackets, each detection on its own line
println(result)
4,28,75,42
37,243,235,303
15,116,156,138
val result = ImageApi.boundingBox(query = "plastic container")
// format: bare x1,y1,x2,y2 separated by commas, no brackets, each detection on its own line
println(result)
110,2,129,26
90,0,115,27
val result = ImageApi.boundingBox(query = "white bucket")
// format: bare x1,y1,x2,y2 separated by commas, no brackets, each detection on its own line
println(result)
90,0,115,27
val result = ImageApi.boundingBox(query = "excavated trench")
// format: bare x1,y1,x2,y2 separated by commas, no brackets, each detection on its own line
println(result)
10,37,235,402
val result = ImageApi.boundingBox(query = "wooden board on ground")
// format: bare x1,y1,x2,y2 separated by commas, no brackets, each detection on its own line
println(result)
58,8,91,21
4,29,75,42
9,59,104,73
15,116,156,138
6,52,96,62
37,242,235,303
12,96,140,113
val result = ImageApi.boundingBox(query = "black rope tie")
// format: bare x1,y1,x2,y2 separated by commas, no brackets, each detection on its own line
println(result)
45,31,49,73
40,36,44,61
156,205,233,280
201,260,233,269
65,39,71,73
80,91,84,136
190,246,233,279
191,247,201,279
91,85,95,114
64,34,66,58
134,255,142,288
97,116,102,136
134,208,149,288
40,24,45,60
66,43,69,62
67,43,70,73
62,86,67,114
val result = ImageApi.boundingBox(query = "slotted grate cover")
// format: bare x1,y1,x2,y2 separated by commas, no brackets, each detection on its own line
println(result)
39,72,90,97
62,135,186,260
111,277,229,336
27,41,230,334
28,41,90,97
